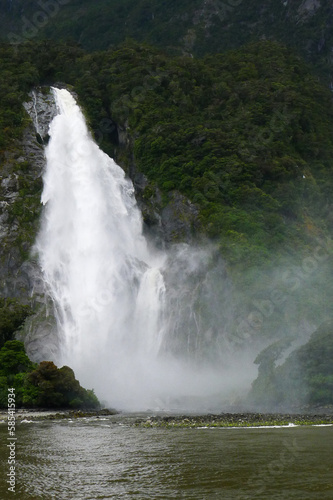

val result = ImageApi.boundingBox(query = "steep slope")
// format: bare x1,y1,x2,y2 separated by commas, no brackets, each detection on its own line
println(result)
250,320,333,409
1,0,333,80
0,39,332,408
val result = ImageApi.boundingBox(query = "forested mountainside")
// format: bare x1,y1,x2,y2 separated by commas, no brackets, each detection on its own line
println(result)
1,40,333,265
0,3,333,408
1,0,333,81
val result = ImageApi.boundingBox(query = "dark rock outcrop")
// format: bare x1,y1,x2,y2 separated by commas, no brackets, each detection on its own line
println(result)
23,88,57,144
117,129,200,247
0,88,61,362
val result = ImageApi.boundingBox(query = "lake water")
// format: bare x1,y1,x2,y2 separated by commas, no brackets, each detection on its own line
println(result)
0,415,332,499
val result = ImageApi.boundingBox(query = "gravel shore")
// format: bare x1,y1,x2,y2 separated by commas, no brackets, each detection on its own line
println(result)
135,411,333,428
0,408,117,422
1,408,332,427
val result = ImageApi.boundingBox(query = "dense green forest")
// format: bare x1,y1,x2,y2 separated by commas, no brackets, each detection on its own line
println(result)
1,39,333,266
0,340,99,408
0,21,333,407
1,0,333,80
0,298,99,408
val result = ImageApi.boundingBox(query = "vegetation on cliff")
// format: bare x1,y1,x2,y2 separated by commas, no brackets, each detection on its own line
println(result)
0,34,333,409
0,299,32,349
1,39,333,266
1,0,332,81
0,340,100,409
251,321,333,409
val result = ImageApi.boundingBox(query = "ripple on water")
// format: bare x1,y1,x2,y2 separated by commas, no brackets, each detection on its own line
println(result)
0,418,332,499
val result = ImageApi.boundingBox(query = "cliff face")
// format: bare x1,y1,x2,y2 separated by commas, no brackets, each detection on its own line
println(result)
0,89,59,361
3,87,199,362
189,0,333,77
1,0,332,79
0,89,55,301
23,88,57,144
117,129,200,248
250,319,333,410
0,74,331,408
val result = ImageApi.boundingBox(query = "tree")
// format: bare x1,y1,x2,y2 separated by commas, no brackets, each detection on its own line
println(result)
27,361,100,409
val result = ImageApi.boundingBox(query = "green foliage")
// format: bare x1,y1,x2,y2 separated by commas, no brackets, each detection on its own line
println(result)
0,41,83,270
1,39,332,268
1,0,332,83
67,40,333,266
0,340,37,407
250,321,333,408
27,362,100,409
0,32,331,409
0,340,35,376
0,41,82,156
0,299,33,349
0,45,32,152
0,341,100,409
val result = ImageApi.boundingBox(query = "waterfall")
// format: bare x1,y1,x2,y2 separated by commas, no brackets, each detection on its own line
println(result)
36,88,256,410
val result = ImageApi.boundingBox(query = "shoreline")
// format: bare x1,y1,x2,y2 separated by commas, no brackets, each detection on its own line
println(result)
0,408,118,422
1,408,333,427
134,412,333,428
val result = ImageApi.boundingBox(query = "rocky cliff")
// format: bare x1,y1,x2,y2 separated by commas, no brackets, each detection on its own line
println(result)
0,88,58,361
0,89,55,302
2,86,201,363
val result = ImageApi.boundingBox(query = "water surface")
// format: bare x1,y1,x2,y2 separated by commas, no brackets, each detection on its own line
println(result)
0,416,332,499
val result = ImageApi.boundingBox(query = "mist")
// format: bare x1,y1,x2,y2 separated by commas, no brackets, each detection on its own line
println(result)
35,87,332,412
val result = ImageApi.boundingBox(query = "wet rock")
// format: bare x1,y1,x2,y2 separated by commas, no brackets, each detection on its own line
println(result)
0,87,62,361
161,191,200,244
16,302,60,363
23,88,57,143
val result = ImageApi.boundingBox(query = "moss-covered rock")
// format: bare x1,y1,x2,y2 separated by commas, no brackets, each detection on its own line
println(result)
250,320,333,409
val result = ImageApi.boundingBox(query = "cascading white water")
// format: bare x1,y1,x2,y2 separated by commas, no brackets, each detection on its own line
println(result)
36,88,257,410
36,88,168,407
